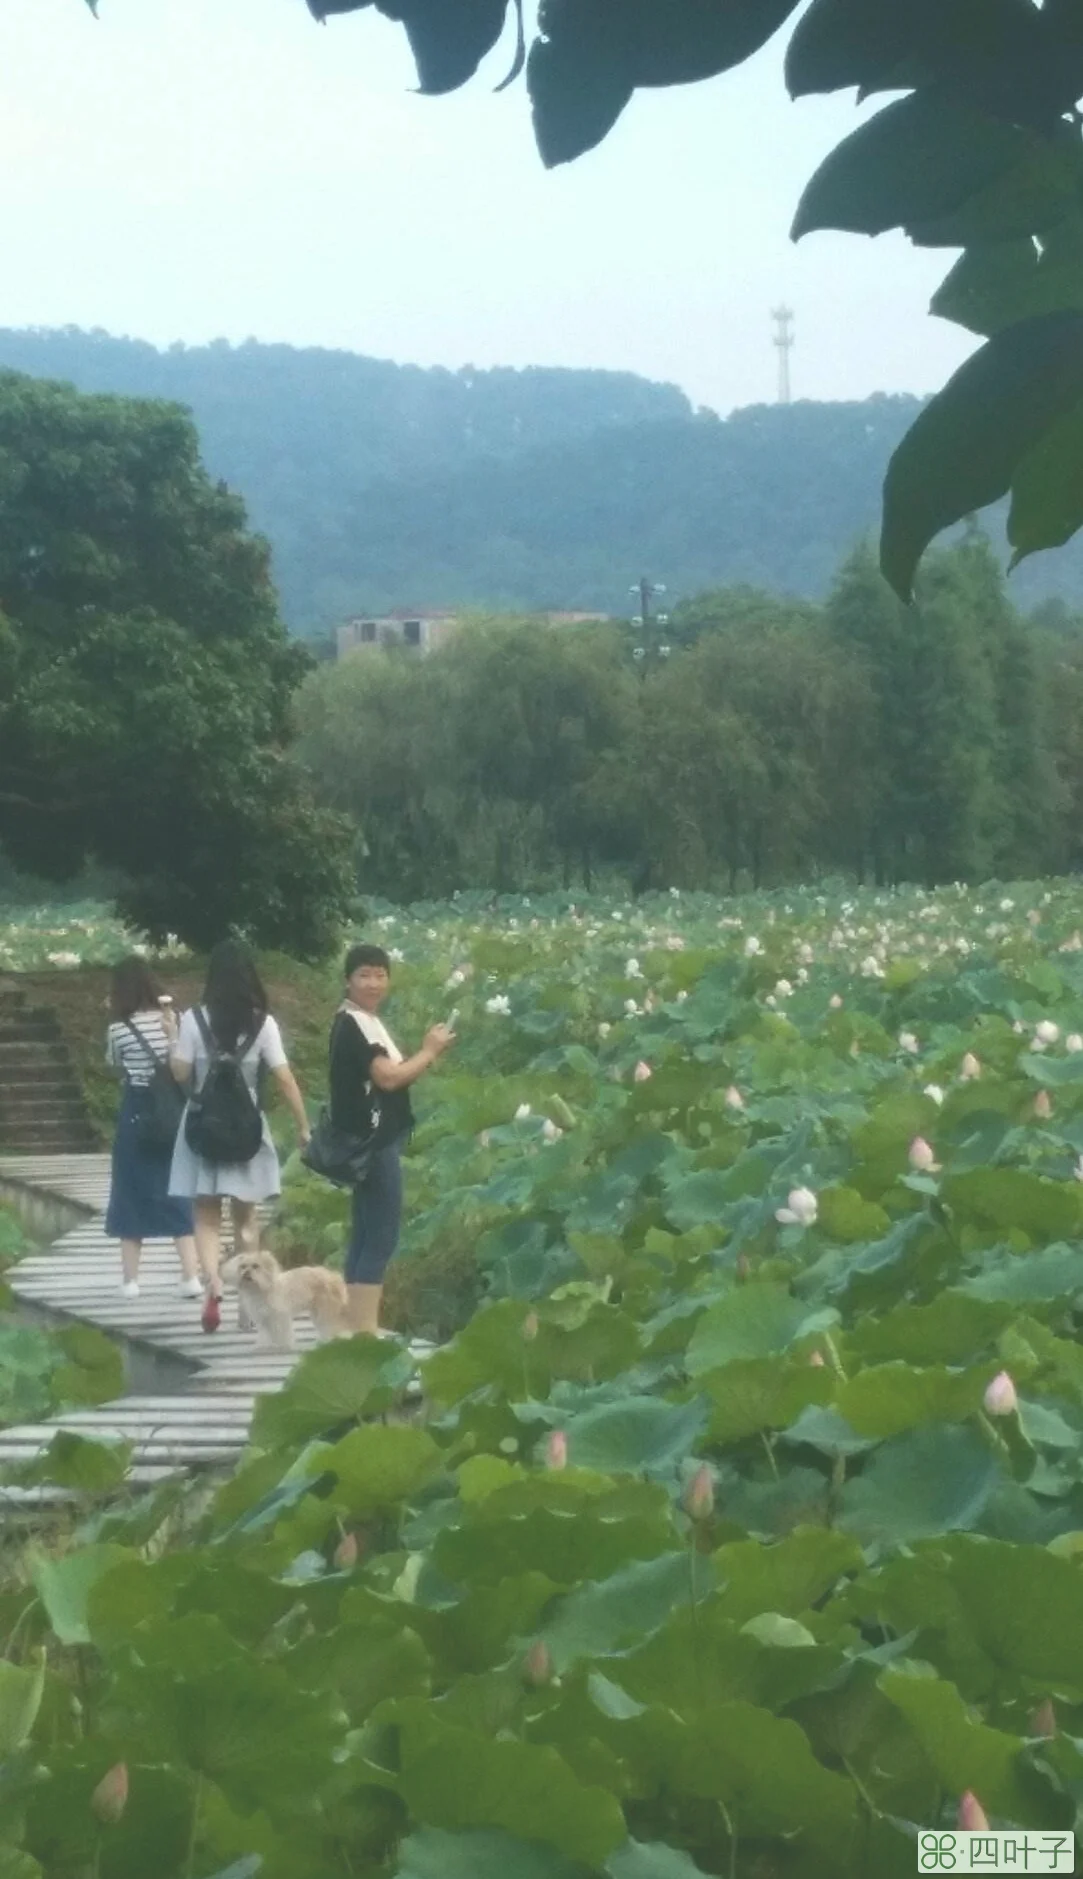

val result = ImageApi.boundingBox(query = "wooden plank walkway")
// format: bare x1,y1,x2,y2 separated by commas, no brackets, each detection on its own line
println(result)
0,1154,432,1499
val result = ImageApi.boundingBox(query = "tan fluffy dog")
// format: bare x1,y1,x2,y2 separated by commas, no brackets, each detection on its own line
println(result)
221,1248,349,1349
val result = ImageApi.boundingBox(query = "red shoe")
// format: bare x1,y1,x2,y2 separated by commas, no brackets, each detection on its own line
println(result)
201,1292,221,1334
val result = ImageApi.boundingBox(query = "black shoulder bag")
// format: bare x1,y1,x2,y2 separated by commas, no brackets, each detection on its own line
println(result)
301,1011,382,1188
122,1019,186,1152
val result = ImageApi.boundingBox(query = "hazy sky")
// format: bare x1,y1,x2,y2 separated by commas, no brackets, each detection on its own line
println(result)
5,0,976,414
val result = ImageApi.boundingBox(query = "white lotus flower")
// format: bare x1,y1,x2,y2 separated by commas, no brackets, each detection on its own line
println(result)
1036,1021,1060,1045
514,1103,532,1120
388,948,405,963
624,999,640,1015
1000,898,1015,912
923,1083,945,1106
598,1022,611,1038
665,935,685,951
46,951,81,967
485,994,511,1015
775,1186,818,1228
960,1052,981,1080
774,978,793,998
675,989,688,1003
446,968,466,989
724,1085,745,1110
898,1031,919,1054
1067,1034,1083,1053
744,935,763,957
541,1118,563,1144
625,958,643,979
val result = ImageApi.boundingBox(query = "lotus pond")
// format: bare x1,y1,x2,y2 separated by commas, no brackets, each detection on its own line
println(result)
5,879,1083,1876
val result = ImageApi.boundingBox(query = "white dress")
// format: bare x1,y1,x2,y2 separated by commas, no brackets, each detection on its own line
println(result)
167,1007,288,1203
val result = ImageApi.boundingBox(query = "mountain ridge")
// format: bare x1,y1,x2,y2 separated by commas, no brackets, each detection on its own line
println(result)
0,327,1077,630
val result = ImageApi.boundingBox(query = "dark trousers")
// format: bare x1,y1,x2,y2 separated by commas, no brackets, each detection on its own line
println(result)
345,1138,403,1284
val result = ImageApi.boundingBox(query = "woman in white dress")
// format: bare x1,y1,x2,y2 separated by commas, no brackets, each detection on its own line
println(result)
168,940,310,1331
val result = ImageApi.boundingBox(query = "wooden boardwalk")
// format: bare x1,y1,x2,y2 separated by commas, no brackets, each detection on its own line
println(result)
0,1154,430,1498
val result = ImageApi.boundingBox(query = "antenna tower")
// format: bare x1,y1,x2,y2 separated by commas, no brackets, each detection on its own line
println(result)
772,305,795,404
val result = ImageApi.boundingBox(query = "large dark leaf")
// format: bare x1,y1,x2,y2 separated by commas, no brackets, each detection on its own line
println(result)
529,0,802,169
932,223,1083,337
879,308,1083,597
308,0,511,94
786,0,1081,126
792,92,1077,245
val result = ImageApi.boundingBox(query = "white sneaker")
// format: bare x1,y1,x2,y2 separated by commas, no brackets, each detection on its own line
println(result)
119,1281,140,1300
179,1277,204,1299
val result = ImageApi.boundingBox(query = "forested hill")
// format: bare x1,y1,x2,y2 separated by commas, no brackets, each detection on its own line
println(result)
2,326,1080,632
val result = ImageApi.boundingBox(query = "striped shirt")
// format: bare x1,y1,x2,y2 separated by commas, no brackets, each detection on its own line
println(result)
105,1011,173,1088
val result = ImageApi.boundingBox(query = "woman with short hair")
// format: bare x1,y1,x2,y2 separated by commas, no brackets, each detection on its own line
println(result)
105,956,198,1299
168,939,310,1331
329,942,455,1336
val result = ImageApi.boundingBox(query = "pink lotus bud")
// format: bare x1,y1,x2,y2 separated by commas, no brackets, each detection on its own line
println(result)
546,1430,567,1471
983,1370,1018,1417
808,1349,825,1367
908,1136,940,1173
957,1792,989,1832
522,1311,539,1342
829,994,843,1010
524,1639,552,1685
1033,1089,1053,1120
960,1052,981,1080
1030,1698,1057,1738
683,1464,715,1522
633,1060,652,1082
333,1531,359,1571
91,1764,129,1825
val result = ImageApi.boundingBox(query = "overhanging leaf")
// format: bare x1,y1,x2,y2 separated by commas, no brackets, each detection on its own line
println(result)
529,0,801,168
792,93,1072,245
879,310,1083,597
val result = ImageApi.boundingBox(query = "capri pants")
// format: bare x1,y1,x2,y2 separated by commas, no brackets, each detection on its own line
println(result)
345,1137,404,1284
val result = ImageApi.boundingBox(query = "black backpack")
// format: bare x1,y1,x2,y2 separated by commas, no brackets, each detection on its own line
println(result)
122,1020,186,1153
183,1008,264,1166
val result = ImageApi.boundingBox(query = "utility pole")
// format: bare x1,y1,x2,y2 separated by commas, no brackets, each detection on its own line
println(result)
629,578,670,678
772,305,795,404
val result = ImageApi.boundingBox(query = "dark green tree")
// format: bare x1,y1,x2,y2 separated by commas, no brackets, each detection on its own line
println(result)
0,372,355,956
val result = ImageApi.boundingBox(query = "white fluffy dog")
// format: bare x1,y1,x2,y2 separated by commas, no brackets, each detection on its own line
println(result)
220,1248,350,1350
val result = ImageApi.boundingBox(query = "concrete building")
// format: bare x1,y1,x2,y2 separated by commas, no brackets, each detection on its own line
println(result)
336,609,611,661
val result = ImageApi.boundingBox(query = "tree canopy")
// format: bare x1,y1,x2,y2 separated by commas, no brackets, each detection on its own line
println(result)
295,539,1083,897
0,370,355,954
84,0,1083,596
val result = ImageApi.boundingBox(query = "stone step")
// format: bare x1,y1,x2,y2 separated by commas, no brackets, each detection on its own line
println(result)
0,1060,85,1087
0,1021,64,1045
0,1126,100,1151
0,1096,96,1122
0,1041,74,1069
